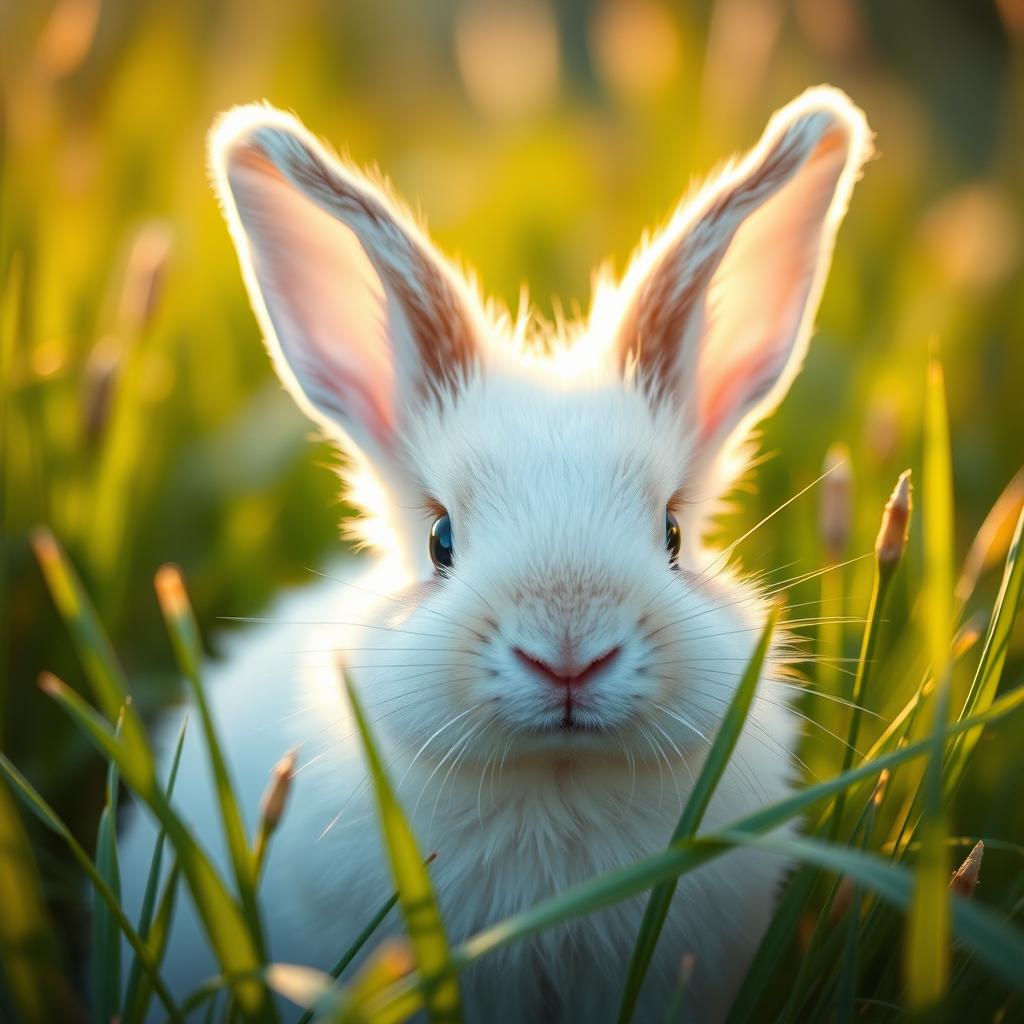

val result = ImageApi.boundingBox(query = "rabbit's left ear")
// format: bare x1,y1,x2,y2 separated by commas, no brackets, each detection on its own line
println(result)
611,87,872,493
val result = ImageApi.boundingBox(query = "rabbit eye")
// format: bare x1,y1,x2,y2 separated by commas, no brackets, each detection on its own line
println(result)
665,509,681,565
430,513,454,570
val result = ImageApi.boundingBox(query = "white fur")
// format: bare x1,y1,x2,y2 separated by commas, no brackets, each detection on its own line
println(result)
120,87,872,1021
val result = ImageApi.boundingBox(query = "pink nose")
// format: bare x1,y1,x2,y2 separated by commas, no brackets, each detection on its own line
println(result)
513,646,621,688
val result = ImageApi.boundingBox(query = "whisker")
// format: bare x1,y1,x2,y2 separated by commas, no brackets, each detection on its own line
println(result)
645,616,869,657
303,567,487,640
696,462,847,582
648,718,695,789
637,726,668,808
295,678,480,776
762,553,874,596
765,679,883,717
414,716,486,822
218,615,470,644
432,717,493,827
447,573,500,619
653,696,796,795
398,705,480,791
293,645,468,654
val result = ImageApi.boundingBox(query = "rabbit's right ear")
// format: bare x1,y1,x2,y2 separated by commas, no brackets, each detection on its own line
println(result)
210,106,483,465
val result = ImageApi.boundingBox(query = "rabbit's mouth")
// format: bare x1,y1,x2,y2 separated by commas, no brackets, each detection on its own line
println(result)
557,710,601,734
549,683,608,734
529,703,610,736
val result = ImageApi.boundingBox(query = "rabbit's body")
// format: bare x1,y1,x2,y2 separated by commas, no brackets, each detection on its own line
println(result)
121,86,872,1021
123,560,795,1023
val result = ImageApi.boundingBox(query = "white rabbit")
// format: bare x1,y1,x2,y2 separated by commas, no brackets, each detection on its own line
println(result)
119,86,872,1022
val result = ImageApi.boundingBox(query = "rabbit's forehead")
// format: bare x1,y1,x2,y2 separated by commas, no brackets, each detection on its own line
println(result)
404,373,690,521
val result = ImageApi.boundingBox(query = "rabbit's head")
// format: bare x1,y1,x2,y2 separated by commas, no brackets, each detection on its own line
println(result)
211,89,871,769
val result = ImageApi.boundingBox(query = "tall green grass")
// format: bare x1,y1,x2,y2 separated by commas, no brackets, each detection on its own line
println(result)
1,357,1023,1021
3,2,1024,1021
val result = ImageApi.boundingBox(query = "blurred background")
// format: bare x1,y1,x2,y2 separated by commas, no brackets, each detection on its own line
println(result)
3,0,1023,991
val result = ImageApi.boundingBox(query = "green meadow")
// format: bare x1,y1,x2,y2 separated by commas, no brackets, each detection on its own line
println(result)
2,1,1023,1020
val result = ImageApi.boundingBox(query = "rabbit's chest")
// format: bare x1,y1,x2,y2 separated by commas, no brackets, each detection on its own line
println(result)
276,745,788,1023
420,784,697,976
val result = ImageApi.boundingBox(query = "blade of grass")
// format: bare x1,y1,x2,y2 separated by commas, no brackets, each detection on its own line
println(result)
757,473,909,1023
176,968,271,1019
722,477,916,1022
724,864,819,1022
836,777,883,1024
154,565,266,954
906,355,954,1011
123,717,188,1024
204,991,223,1024
731,670,928,1022
455,685,1024,967
954,466,1024,611
0,751,182,1022
618,603,781,1023
829,471,911,841
660,954,695,1024
330,941,421,1024
776,781,885,1024
295,854,437,1024
719,831,1024,992
947,504,1024,785
179,976,245,1019
343,669,462,1023
0,255,23,739
294,898,399,1024
93,709,124,1024
37,673,271,1020
126,859,182,1024
30,528,152,772
32,532,271,1016
365,730,1024,1024
324,892,399,982
805,679,929,1008
0,774,69,1022
32,536,258,1007
743,476,912,1021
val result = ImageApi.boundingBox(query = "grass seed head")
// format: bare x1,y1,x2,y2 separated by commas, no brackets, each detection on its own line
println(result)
949,840,984,899
259,747,299,835
83,337,121,444
119,221,173,335
154,564,188,618
876,469,912,566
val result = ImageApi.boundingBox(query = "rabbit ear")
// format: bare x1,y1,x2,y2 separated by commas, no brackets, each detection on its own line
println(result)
210,105,482,464
611,87,872,493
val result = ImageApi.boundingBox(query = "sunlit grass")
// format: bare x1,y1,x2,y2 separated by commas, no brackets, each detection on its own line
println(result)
618,604,783,1021
0,362,1019,1024
3,1,1024,1021
6,427,1024,1020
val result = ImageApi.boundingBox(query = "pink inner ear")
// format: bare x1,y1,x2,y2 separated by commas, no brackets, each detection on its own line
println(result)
228,145,397,450
697,130,850,443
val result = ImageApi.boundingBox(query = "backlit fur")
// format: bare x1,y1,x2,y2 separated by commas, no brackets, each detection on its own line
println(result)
120,86,872,1022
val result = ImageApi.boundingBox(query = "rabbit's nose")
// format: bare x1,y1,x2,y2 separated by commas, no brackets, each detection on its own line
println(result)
513,645,621,688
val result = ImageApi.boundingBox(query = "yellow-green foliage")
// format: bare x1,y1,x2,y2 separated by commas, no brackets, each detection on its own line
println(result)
2,2,1024,1021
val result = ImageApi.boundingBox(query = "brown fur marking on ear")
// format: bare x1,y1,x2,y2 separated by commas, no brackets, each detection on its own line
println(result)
281,143,478,401
616,119,824,397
